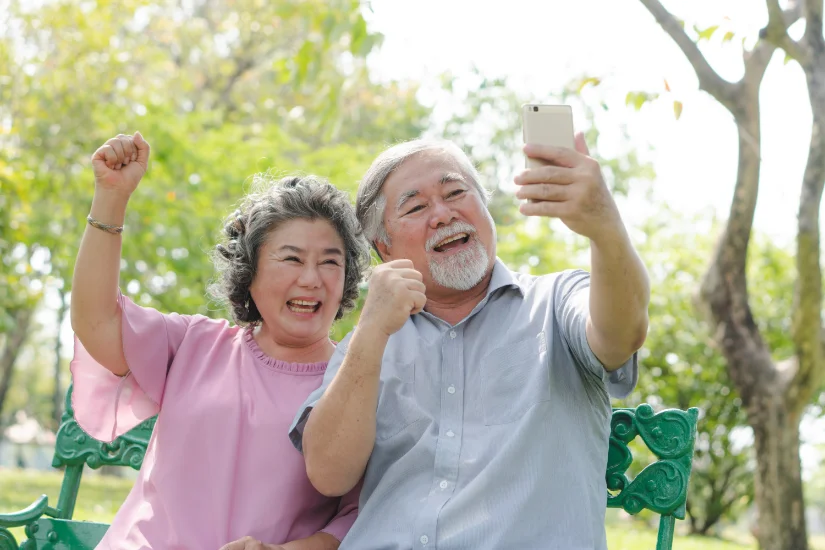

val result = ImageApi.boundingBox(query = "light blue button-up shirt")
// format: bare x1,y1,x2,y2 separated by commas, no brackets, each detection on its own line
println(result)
290,259,638,550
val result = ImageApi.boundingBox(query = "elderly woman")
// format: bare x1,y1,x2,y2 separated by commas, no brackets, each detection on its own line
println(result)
70,132,370,550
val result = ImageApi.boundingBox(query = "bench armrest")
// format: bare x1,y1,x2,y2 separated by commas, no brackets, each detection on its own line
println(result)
0,495,51,528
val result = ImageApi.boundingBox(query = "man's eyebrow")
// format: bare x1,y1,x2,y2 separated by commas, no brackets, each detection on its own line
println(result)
277,245,343,256
440,172,467,185
396,190,420,212
395,173,468,212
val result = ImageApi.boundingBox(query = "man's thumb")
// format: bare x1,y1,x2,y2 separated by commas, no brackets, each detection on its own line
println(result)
574,132,590,156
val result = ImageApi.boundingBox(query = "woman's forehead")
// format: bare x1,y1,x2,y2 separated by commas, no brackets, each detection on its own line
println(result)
265,218,344,248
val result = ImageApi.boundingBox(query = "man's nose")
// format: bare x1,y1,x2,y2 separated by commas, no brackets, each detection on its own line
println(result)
429,200,456,228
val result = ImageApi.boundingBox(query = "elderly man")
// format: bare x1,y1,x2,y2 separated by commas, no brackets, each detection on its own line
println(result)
289,134,649,550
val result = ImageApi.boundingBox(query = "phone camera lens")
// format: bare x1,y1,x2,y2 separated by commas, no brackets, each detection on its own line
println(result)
532,106,538,112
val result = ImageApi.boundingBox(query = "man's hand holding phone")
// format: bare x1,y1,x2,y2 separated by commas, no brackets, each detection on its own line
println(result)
516,112,623,243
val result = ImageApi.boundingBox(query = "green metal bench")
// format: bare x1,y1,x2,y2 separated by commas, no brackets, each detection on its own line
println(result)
0,388,698,550
0,388,154,549
607,404,699,550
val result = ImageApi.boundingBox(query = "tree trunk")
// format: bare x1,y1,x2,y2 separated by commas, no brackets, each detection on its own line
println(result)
749,397,809,549
637,1,821,547
0,307,34,416
52,289,67,429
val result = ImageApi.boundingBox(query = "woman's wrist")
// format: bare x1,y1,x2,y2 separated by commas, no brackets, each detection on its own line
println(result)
89,189,130,226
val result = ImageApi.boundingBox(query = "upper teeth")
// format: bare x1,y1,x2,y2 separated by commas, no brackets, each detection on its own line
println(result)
290,300,318,306
436,233,467,248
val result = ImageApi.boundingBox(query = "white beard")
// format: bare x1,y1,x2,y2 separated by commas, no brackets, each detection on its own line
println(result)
428,237,489,291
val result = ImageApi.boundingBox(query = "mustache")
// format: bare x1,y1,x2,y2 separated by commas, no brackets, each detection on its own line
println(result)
425,221,478,251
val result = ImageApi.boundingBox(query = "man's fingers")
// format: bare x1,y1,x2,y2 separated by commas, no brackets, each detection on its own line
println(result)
515,183,571,203
386,258,414,270
396,268,423,282
218,537,262,550
523,143,580,168
519,199,571,218
405,280,426,294
409,291,427,315
574,131,590,156
514,165,575,186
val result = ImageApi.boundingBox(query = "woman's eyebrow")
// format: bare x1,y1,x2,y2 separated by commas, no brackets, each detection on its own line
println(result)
278,244,343,256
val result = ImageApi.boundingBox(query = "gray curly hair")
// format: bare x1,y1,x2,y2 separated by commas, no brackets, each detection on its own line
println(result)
210,173,370,325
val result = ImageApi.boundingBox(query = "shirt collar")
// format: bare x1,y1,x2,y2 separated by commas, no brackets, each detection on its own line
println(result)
486,257,526,298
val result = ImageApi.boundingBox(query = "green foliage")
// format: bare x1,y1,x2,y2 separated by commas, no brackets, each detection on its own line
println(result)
0,0,428,421
626,209,753,534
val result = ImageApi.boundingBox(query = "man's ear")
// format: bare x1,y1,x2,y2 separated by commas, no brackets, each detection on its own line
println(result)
375,239,391,262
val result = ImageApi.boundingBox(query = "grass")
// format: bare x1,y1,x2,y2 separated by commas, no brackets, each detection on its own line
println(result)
1,468,823,549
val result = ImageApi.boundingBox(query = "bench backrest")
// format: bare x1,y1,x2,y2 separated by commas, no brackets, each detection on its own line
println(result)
606,404,700,550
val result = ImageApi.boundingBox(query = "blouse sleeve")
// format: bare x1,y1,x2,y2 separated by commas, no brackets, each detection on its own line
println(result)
70,291,190,443
319,479,361,542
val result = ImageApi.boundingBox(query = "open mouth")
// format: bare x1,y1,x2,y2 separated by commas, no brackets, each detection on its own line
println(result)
433,233,470,253
286,299,321,314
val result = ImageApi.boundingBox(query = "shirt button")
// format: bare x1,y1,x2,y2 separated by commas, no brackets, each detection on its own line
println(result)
447,385,456,394
439,480,448,489
446,429,455,437
449,330,457,339
420,535,429,545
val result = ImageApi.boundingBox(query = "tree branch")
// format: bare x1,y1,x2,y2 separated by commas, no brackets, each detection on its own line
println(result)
638,0,737,109
763,0,807,63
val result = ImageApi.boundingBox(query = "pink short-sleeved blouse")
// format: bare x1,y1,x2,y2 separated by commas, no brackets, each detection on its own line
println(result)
70,292,358,549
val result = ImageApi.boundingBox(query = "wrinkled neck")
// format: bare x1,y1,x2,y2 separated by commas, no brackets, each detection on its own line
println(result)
252,324,335,364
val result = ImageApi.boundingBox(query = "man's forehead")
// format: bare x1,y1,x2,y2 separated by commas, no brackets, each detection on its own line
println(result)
384,150,466,194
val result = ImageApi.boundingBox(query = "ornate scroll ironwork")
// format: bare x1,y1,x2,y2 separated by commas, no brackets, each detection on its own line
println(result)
606,404,699,519
52,385,155,470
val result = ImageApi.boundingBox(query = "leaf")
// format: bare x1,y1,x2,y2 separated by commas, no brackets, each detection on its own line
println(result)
625,91,658,111
696,25,719,41
673,100,683,120
723,31,735,43
350,15,369,57
784,52,793,65
577,76,602,92
294,40,314,85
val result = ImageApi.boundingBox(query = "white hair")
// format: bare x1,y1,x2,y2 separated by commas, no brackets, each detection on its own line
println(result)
355,139,492,251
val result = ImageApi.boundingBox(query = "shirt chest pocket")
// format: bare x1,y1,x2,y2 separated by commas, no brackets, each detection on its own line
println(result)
376,360,424,441
481,335,550,426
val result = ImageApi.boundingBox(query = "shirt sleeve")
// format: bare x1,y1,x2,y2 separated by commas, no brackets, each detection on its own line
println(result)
319,478,361,542
289,331,354,453
553,269,638,399
70,290,190,442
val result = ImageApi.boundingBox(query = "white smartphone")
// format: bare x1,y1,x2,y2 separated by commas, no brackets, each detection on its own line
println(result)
522,104,575,169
